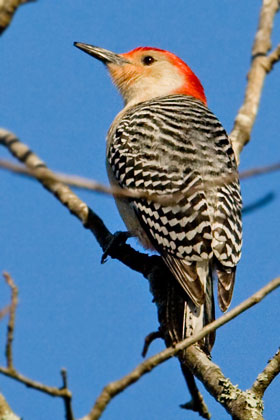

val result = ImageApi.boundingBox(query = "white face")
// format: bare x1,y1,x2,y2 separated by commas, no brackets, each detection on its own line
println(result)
108,50,186,106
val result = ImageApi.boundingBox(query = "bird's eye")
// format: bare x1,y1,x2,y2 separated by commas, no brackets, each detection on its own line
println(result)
142,55,155,66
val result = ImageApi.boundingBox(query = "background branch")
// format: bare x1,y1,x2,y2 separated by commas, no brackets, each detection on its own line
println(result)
239,162,280,180
230,0,280,163
0,157,279,199
242,192,275,215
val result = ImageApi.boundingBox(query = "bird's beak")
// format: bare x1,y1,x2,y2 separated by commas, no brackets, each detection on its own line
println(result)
74,42,129,66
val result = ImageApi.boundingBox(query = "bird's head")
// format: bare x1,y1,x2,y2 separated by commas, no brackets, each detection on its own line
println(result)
74,42,207,107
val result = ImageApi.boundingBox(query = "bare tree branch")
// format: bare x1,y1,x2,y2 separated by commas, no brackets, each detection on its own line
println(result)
3,272,18,369
0,366,72,398
239,162,280,180
251,349,280,399
0,273,73,402
79,276,280,420
230,0,280,163
0,274,20,420
0,0,36,34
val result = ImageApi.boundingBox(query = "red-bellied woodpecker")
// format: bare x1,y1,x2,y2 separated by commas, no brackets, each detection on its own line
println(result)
74,42,242,351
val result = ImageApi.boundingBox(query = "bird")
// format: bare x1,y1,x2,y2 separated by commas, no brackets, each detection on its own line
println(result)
74,42,242,352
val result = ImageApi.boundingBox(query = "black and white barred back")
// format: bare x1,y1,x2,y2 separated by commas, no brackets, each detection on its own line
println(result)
107,94,242,321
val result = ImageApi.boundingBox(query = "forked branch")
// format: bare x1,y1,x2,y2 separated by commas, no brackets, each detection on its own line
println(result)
80,277,280,420
0,273,73,417
252,349,280,399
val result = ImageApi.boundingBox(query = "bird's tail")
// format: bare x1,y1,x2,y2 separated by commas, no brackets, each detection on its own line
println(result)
150,267,215,408
182,270,215,353
151,264,215,407
159,268,215,353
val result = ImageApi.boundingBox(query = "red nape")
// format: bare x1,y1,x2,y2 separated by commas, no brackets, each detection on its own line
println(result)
173,68,207,105
124,47,207,105
165,51,207,105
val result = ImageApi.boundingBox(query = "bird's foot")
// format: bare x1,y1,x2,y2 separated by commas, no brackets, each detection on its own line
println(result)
180,397,211,419
142,329,163,357
101,231,132,264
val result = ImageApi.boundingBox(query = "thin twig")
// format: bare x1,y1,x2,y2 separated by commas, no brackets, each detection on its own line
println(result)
61,369,75,420
0,274,72,402
251,348,280,398
81,276,280,420
1,155,280,202
0,152,239,205
180,363,211,419
239,162,280,179
242,192,275,215
230,0,280,163
0,366,72,398
3,272,18,369
0,156,177,203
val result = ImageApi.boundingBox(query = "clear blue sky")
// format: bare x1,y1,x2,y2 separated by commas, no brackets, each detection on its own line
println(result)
1,1,280,419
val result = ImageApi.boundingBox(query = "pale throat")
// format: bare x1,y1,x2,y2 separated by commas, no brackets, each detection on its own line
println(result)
119,66,186,108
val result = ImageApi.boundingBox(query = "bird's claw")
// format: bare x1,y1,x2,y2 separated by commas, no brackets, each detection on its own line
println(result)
141,330,163,357
101,231,132,264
